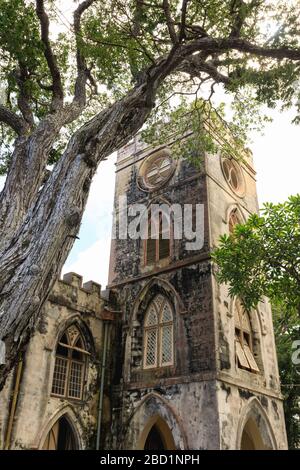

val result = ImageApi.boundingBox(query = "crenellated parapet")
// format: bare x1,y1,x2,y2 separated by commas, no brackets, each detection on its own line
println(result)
47,272,114,321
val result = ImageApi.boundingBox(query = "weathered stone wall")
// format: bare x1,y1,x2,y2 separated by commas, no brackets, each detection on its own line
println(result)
107,134,287,450
216,382,287,449
119,382,220,450
206,149,287,449
109,136,210,285
0,273,113,450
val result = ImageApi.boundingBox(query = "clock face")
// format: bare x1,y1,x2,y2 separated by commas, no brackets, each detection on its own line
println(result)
140,150,175,191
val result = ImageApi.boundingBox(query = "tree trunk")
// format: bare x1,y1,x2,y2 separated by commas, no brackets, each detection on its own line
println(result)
0,105,85,253
0,77,158,389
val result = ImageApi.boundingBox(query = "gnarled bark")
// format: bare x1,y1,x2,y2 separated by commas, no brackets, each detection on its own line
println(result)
0,75,157,389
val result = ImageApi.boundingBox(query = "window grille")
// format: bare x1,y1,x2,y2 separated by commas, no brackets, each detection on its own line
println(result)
145,329,157,367
68,361,83,399
143,296,174,369
161,325,173,365
52,357,67,396
51,325,88,400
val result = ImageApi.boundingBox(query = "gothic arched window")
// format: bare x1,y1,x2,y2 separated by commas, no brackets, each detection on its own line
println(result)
234,300,259,373
144,209,171,266
51,325,89,400
143,295,174,369
228,208,241,234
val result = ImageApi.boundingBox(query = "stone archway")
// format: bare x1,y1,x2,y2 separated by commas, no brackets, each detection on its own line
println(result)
36,406,83,450
124,392,187,450
139,415,176,450
241,417,267,450
237,398,277,450
41,414,79,450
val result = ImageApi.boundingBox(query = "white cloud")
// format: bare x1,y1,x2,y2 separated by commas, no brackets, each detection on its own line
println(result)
251,109,300,205
63,238,110,288
80,154,117,237
62,154,117,287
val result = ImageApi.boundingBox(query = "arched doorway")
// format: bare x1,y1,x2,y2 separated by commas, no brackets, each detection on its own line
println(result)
125,393,187,449
237,398,277,450
139,415,176,450
240,418,270,450
42,415,78,450
144,424,166,450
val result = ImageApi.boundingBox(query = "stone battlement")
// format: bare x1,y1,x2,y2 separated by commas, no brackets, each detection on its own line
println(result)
47,272,105,318
61,272,102,295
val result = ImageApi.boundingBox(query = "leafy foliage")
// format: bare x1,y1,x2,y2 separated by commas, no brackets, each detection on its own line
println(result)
213,196,300,447
0,1,300,173
273,305,300,449
212,195,300,314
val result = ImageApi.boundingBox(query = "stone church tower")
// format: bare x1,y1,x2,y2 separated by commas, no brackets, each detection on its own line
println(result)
0,128,288,451
107,132,288,450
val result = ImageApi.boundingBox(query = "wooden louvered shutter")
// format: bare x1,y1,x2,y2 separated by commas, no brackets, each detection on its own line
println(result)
146,238,156,264
146,211,156,264
159,213,170,260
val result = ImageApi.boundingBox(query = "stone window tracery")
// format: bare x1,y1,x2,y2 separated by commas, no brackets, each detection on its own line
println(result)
143,296,174,369
138,149,175,192
221,157,245,196
51,325,89,400
144,156,172,187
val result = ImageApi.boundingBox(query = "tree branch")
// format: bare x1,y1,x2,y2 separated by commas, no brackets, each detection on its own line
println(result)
229,0,247,38
0,105,27,135
36,0,64,111
178,55,230,84
181,36,300,62
179,0,189,42
15,65,35,128
73,0,97,107
162,0,178,44
226,38,300,60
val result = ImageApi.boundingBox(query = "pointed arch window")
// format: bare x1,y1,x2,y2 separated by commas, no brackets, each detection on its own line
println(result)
144,209,171,266
51,325,89,400
228,208,241,234
234,300,259,373
143,295,174,369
